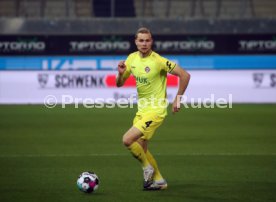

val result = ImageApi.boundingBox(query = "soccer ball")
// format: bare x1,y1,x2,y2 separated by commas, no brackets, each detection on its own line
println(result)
77,171,99,193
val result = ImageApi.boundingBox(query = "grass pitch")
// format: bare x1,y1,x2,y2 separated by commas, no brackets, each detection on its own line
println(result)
0,104,275,202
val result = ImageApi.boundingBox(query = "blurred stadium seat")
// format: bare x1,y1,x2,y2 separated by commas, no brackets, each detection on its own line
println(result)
0,0,276,19
0,0,275,35
18,0,44,18
93,0,135,17
44,0,72,18
134,0,153,17
254,0,276,18
0,0,18,17
75,0,93,17
216,0,255,18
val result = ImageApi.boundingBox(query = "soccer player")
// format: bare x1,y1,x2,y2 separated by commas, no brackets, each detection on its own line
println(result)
116,27,190,190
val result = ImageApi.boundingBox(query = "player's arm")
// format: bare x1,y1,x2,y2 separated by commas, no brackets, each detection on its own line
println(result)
116,61,127,87
170,65,190,113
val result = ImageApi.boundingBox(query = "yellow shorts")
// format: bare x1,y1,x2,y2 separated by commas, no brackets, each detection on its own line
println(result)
133,113,164,140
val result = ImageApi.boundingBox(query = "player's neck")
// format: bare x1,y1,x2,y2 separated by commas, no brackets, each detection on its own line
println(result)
139,50,152,58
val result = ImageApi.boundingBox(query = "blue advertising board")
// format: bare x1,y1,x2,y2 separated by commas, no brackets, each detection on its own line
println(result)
0,55,275,70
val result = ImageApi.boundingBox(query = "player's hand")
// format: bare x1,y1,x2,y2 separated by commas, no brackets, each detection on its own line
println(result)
118,61,126,75
172,97,180,114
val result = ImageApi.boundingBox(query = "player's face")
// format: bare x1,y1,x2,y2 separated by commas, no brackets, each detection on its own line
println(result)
135,33,153,56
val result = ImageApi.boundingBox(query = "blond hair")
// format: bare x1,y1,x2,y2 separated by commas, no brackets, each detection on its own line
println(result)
135,27,152,39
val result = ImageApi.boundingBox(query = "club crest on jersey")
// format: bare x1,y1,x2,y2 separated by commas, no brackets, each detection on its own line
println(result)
145,66,150,73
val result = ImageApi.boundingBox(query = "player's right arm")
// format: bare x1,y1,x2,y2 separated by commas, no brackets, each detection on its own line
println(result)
116,54,133,87
116,61,128,87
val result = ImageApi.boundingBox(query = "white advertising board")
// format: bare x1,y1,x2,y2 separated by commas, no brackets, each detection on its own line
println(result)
0,70,275,104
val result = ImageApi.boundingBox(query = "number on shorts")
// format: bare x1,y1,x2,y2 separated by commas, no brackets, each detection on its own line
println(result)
145,121,153,128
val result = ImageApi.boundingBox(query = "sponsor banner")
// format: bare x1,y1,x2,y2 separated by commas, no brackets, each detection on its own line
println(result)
0,70,276,104
0,55,275,70
0,36,47,55
1,34,276,55
36,72,178,89
0,71,178,104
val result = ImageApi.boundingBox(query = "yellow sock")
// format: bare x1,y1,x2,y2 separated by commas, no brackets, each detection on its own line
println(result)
146,150,163,181
128,142,150,168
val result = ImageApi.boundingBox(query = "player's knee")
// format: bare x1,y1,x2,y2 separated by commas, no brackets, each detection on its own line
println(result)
122,135,133,147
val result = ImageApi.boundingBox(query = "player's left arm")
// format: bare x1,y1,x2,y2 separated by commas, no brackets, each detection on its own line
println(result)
170,65,190,113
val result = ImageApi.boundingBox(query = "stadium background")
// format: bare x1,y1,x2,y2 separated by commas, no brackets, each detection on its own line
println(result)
0,1,276,202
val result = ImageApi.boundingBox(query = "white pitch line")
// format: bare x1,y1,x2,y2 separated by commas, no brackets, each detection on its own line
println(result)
0,153,276,158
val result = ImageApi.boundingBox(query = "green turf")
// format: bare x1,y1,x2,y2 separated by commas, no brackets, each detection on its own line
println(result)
0,104,276,202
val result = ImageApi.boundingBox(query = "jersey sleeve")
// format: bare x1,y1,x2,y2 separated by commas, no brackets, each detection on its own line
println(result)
158,55,177,73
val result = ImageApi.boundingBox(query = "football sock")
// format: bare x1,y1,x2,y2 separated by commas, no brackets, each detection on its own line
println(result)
146,150,164,181
128,142,151,168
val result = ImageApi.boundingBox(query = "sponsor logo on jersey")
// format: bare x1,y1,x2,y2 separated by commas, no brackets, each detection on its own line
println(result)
135,76,148,84
145,66,150,73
